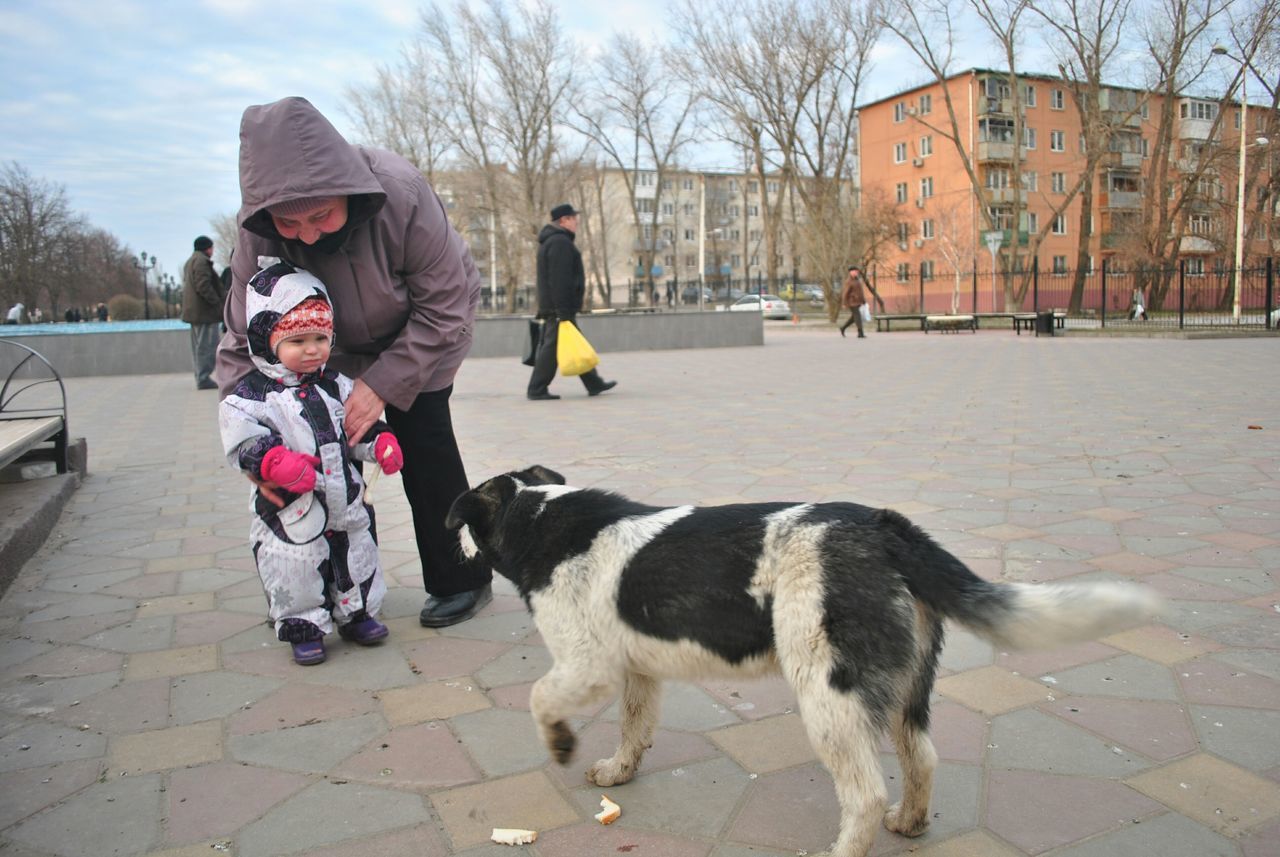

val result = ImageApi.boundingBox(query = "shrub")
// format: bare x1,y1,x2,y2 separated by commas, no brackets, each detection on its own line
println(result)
108,294,143,320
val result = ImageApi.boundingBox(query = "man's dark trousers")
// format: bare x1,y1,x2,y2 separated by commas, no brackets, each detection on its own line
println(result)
527,316,607,396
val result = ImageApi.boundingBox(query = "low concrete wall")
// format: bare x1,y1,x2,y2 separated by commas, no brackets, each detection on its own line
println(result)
1,311,762,378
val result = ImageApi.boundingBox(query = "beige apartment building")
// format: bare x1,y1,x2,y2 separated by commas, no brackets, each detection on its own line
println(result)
856,68,1276,303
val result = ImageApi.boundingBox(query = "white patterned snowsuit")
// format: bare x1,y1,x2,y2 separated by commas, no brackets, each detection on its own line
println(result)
218,260,388,642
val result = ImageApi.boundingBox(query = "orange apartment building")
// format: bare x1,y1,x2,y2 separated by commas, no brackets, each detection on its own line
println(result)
856,68,1276,312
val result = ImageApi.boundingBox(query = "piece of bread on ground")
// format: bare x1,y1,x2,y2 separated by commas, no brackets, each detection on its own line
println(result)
595,794,621,825
491,828,537,845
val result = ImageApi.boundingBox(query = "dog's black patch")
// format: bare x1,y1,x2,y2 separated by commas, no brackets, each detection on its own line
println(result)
617,503,795,664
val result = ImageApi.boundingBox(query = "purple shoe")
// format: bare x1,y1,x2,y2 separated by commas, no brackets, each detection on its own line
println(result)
291,639,326,665
338,617,389,646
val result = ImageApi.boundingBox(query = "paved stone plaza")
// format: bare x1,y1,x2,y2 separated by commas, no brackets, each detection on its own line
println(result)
1,326,1277,857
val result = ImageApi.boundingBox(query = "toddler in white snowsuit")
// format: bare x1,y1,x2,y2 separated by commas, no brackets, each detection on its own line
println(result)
219,259,404,665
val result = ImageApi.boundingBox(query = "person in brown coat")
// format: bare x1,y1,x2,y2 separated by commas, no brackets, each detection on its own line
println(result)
838,265,868,338
182,235,225,388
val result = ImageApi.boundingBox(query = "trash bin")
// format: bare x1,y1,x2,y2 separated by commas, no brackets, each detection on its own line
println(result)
1035,310,1055,336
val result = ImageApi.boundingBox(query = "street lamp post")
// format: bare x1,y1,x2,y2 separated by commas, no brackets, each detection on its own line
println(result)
1211,45,1271,322
133,251,155,320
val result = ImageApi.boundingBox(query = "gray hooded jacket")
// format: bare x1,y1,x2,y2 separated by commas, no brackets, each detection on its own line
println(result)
215,96,481,410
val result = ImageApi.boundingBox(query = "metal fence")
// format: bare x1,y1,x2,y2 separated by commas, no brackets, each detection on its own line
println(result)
863,258,1279,329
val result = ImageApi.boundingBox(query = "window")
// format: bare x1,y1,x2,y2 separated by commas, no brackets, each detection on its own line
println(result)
980,116,1015,143
921,260,935,280
1022,171,1038,192
728,228,741,240
1140,102,1149,120
662,228,673,240
1052,255,1067,273
988,206,1014,229
921,219,935,239
1188,213,1212,235
1179,100,1217,120
896,263,911,282
896,182,908,204
661,179,672,191
636,172,655,186
729,205,739,217
894,142,908,163
1186,257,1205,276
920,177,934,198
985,168,1010,189
747,204,759,217
1051,172,1066,193
637,198,654,213
894,102,907,122
747,180,758,193
683,203,696,216
1051,89,1065,110
661,202,674,215
684,229,695,240
1141,137,1149,158
749,229,762,241
1024,85,1037,107
682,178,694,191
684,254,696,267
1027,212,1039,232
664,255,674,267
1052,214,1067,235
749,254,759,266
767,181,780,194
1050,130,1065,152
897,222,909,242
1023,127,1037,149
919,93,932,114
920,135,933,156
730,254,741,268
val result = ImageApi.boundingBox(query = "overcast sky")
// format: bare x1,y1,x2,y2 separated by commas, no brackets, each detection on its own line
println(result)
0,0,1037,283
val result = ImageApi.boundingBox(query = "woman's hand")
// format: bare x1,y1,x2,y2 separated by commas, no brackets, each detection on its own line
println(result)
344,378,387,446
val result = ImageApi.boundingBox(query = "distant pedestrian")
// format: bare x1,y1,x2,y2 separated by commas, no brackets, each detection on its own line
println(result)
218,260,403,666
5,302,23,324
96,303,109,321
1128,287,1147,321
184,235,225,389
527,203,617,400
838,265,868,338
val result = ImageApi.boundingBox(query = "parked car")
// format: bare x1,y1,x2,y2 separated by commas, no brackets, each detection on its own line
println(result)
681,286,714,305
779,284,825,303
730,294,791,319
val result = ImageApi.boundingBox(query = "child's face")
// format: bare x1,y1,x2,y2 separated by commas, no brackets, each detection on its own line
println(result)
275,332,330,374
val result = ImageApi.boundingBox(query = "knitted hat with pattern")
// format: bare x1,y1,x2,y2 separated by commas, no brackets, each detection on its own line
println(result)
269,297,333,354
267,196,341,217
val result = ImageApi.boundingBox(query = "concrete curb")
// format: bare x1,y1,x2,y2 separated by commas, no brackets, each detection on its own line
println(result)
0,439,85,597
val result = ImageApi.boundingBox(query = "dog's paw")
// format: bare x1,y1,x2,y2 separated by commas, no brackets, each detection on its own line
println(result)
586,758,635,787
883,802,929,837
549,720,576,765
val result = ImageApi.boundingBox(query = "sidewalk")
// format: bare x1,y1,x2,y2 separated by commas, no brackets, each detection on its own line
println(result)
1,326,1277,857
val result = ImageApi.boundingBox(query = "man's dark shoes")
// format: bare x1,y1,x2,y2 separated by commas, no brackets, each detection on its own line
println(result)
527,391,560,400
588,380,617,397
338,616,389,645
197,381,218,390
419,584,493,628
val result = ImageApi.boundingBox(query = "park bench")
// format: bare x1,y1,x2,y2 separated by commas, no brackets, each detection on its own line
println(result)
924,314,976,333
1013,314,1037,334
0,340,69,474
874,313,927,332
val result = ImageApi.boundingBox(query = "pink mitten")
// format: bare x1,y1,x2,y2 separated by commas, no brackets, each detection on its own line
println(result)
373,433,404,475
261,446,321,493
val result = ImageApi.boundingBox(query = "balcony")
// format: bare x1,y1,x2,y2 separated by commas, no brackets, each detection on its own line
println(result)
983,187,1023,205
979,97,1015,115
1102,191,1142,209
1104,150,1144,169
1179,235,1216,254
1177,118,1217,141
976,140,1025,162
994,229,1030,246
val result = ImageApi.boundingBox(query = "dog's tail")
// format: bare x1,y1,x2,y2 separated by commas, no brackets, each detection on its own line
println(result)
879,509,1163,650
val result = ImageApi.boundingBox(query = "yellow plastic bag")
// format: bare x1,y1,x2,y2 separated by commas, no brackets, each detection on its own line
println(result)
556,320,599,376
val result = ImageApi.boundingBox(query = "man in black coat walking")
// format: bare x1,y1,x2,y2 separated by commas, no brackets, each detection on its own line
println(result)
526,204,617,400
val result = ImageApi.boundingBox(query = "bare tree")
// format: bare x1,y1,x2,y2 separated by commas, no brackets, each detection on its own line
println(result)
1030,0,1136,311
0,162,79,315
345,43,451,184
418,0,577,311
572,32,700,301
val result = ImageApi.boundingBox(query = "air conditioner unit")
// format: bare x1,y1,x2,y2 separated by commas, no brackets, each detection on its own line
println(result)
906,106,918,116
898,241,908,251
914,239,925,248
912,157,924,167
915,198,925,208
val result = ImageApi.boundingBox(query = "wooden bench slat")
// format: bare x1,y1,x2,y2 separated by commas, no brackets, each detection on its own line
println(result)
0,416,64,470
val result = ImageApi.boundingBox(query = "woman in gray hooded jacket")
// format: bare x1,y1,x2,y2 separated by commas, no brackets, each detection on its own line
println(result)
216,96,492,628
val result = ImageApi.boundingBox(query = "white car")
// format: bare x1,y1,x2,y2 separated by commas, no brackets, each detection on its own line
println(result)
730,294,791,319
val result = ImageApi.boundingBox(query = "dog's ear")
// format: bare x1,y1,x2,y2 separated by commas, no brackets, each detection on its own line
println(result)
522,465,566,486
446,476,515,534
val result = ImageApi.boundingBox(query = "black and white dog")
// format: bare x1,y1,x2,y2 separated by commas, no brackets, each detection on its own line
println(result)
446,466,1161,857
